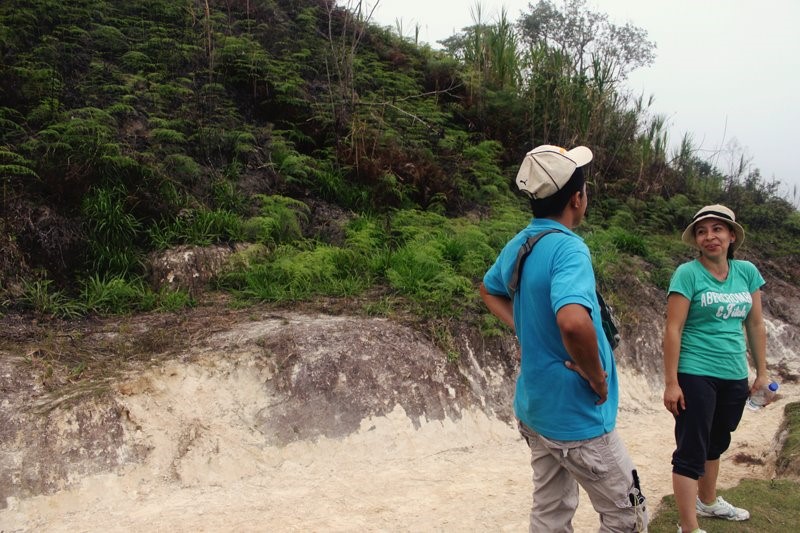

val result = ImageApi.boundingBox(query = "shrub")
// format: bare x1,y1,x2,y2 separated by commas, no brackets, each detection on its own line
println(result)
583,228,620,288
386,240,475,317
228,244,371,301
81,275,194,314
459,140,511,203
267,134,316,187
120,51,154,72
344,216,390,274
163,154,201,183
155,287,194,312
609,227,648,257
211,178,245,213
82,184,142,277
250,194,310,244
150,128,187,145
148,208,243,248
446,224,496,279
19,279,84,318
81,275,147,315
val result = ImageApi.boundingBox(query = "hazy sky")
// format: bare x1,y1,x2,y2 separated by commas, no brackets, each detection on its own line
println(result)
369,0,800,200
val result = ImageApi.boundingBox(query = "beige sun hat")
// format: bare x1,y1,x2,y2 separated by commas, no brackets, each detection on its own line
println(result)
515,145,592,199
681,204,745,251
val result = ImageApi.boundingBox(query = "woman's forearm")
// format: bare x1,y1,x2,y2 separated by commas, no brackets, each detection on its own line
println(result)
663,327,682,385
745,291,768,377
663,294,689,385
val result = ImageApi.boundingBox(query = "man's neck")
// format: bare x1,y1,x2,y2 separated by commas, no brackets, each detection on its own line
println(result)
546,211,578,230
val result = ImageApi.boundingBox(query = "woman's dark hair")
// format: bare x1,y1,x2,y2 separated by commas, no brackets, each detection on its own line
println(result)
529,166,585,218
727,224,735,259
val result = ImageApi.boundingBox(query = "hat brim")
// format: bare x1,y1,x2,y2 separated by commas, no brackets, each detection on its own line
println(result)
681,215,745,251
565,146,593,167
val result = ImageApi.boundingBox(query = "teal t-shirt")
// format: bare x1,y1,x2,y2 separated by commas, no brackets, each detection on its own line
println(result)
483,219,617,441
667,259,765,379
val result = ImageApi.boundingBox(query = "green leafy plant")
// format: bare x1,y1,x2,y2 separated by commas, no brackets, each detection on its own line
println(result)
148,208,243,248
0,147,39,206
223,243,370,302
19,279,84,318
81,275,147,315
211,178,246,213
81,275,194,315
82,184,142,277
155,287,195,312
386,240,474,317
429,320,460,362
0,0,796,330
242,194,310,246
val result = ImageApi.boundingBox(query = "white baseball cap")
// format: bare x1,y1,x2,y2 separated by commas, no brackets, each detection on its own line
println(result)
515,145,593,199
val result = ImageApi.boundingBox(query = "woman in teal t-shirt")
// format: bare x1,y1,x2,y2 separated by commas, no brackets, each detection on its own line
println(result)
663,204,770,533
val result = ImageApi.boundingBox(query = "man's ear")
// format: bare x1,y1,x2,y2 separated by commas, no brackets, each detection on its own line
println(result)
571,190,582,209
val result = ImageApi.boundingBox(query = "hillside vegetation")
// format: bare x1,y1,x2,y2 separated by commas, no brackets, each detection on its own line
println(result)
2,3,800,526
1,0,799,327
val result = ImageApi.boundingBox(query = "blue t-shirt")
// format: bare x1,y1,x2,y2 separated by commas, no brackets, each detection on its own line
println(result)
668,259,765,379
483,219,618,441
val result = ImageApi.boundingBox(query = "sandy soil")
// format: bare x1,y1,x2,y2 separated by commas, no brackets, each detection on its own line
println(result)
0,362,792,533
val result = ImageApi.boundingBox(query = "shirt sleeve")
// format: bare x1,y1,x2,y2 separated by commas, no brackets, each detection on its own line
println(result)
549,242,596,313
744,261,766,292
483,256,508,296
668,263,694,300
483,238,521,297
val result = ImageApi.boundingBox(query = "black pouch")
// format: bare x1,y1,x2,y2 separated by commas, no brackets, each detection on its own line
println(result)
595,289,620,350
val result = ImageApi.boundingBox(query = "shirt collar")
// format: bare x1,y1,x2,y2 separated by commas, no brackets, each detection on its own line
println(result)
531,218,578,238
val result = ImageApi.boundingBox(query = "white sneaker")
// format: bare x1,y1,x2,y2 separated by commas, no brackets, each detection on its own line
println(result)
695,496,750,521
677,527,707,533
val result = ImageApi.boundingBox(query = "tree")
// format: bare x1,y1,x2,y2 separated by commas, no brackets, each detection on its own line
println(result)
518,0,655,83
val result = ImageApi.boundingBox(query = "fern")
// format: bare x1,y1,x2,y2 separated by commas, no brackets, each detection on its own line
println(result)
250,194,310,244
150,128,187,145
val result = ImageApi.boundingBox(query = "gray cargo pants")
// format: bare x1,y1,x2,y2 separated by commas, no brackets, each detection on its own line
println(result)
518,422,648,532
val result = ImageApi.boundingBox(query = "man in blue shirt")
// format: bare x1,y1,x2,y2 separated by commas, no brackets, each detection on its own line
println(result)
480,145,647,532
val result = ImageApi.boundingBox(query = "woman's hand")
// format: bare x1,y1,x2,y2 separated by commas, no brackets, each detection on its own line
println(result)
663,382,685,416
750,375,773,402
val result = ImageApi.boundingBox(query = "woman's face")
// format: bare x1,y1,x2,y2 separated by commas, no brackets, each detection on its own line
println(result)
693,218,735,258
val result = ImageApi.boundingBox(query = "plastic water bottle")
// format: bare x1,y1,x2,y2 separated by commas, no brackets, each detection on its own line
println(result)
746,381,779,411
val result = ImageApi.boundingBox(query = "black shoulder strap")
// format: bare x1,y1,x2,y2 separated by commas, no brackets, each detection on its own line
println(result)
507,227,621,349
507,228,564,298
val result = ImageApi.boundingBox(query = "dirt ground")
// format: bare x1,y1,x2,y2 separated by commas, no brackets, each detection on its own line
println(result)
0,295,797,532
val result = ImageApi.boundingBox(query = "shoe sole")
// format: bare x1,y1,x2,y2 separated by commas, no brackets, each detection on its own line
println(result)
696,510,749,521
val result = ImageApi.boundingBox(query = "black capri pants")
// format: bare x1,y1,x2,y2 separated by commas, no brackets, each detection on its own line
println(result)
671,373,749,480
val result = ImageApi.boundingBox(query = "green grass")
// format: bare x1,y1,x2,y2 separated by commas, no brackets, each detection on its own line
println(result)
649,401,800,532
648,478,800,532
776,402,800,476
19,279,85,319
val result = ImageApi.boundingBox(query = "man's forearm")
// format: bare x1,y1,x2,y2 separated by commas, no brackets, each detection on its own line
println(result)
563,332,605,384
479,283,515,330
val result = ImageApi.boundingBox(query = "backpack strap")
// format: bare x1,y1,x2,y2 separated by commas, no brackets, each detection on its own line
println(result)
507,228,564,298
506,227,620,349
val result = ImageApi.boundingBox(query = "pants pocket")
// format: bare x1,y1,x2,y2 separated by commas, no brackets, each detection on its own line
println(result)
564,441,611,481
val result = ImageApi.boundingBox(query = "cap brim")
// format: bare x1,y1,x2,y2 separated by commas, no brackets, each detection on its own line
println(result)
565,146,592,167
